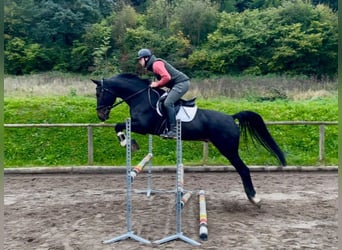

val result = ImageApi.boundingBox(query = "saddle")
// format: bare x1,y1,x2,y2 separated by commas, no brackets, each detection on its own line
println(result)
156,93,198,122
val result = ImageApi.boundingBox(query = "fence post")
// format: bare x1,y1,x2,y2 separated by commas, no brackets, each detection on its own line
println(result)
88,126,94,165
319,124,325,162
203,142,208,165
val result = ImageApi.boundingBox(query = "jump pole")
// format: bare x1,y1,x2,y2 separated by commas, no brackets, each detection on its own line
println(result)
181,191,192,209
131,134,157,197
130,134,165,197
103,118,151,245
178,162,193,209
199,190,208,241
153,119,201,246
130,152,153,182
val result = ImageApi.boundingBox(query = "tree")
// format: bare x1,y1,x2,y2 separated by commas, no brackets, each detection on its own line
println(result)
214,0,238,12
189,2,337,77
268,2,337,76
312,0,337,11
145,0,173,34
4,0,337,77
5,37,27,74
5,37,55,74
109,5,139,48
4,0,116,73
172,0,219,46
30,0,102,47
4,0,36,42
71,19,117,74
189,10,274,75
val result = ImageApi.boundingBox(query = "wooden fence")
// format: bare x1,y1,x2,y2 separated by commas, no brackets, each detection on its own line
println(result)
5,121,338,165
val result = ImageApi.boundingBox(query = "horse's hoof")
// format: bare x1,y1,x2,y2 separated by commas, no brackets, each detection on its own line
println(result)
248,195,262,208
131,139,140,152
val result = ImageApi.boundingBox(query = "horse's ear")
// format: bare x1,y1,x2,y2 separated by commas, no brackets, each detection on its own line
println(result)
91,79,101,86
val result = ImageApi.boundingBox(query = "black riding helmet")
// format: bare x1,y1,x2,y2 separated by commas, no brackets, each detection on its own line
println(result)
137,48,152,59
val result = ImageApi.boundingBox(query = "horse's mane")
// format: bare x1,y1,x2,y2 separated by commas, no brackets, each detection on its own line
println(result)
112,73,151,87
107,73,165,96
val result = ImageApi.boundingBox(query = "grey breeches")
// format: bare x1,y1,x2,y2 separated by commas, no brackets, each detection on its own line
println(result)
164,80,190,108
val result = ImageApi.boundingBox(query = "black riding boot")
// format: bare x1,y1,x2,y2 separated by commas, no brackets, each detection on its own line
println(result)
160,106,177,139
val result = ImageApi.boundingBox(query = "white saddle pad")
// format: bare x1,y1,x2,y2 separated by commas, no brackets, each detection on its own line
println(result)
176,106,198,122
156,105,198,122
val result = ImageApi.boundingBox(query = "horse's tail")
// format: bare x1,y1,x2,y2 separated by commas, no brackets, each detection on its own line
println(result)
232,111,286,166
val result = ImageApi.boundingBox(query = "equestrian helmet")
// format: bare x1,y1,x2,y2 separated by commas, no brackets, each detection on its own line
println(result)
137,48,152,59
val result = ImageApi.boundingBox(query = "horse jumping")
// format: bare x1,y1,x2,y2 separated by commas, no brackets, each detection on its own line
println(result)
92,73,286,206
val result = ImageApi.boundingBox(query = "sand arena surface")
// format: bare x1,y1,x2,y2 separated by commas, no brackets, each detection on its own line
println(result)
4,171,338,249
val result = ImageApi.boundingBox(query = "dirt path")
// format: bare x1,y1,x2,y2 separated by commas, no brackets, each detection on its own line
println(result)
4,171,338,250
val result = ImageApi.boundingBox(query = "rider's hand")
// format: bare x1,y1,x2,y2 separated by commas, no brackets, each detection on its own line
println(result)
150,82,159,88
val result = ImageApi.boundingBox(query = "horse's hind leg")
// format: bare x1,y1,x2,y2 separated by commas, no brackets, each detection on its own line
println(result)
227,153,261,207
212,138,261,206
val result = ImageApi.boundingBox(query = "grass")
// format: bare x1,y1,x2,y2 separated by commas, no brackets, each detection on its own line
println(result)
4,72,338,167
5,72,94,97
5,72,337,100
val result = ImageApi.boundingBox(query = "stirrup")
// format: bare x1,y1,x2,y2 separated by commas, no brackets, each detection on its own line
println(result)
160,130,177,139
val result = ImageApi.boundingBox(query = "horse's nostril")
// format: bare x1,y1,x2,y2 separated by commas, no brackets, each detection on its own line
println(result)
97,112,106,121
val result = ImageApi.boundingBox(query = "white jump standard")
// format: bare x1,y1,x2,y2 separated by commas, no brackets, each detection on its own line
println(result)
103,118,151,244
153,119,201,246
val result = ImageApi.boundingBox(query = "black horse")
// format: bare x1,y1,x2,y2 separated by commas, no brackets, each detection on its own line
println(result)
92,73,286,206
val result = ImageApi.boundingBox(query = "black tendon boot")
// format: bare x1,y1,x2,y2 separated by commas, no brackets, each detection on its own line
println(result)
160,106,177,139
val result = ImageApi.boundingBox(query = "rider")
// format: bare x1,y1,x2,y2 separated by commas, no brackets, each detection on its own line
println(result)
137,48,190,139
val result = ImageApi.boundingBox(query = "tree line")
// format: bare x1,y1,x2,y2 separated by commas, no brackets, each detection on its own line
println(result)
4,0,337,78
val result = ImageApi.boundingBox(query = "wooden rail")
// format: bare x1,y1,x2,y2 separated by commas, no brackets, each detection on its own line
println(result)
5,121,338,165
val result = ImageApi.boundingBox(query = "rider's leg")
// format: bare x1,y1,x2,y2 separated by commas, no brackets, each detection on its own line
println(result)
160,102,177,138
160,81,190,139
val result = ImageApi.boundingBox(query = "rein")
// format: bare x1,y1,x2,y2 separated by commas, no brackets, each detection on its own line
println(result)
111,86,149,108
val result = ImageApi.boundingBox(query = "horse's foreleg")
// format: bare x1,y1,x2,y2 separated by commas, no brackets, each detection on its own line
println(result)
114,122,127,146
114,122,140,151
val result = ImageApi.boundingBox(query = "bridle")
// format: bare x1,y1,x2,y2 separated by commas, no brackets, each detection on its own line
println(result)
96,79,157,111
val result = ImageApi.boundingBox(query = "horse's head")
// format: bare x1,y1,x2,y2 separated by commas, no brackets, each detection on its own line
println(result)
92,73,161,122
92,79,116,121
